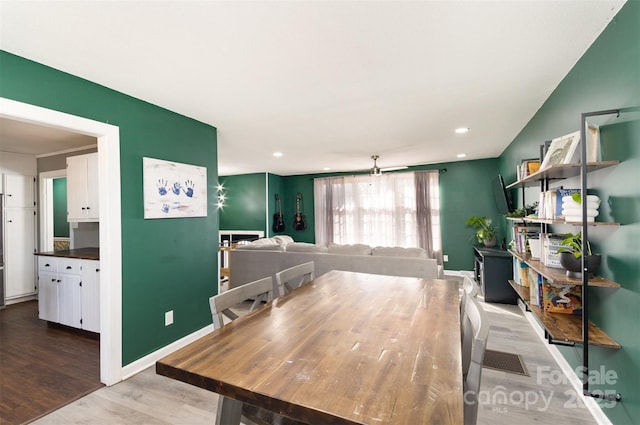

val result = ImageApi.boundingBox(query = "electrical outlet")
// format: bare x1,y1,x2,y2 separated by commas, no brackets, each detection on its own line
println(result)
443,255,449,262
165,310,174,326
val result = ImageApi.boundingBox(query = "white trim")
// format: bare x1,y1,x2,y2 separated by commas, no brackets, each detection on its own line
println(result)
121,325,213,380
0,97,123,386
38,169,66,252
36,144,98,158
521,304,612,425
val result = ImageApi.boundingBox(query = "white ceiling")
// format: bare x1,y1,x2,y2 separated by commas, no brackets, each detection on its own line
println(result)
0,1,626,175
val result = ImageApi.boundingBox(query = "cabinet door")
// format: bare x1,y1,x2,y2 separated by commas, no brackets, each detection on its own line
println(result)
66,153,99,222
85,153,99,220
4,208,37,298
58,274,82,328
3,174,35,208
81,260,100,332
38,272,59,322
66,154,88,221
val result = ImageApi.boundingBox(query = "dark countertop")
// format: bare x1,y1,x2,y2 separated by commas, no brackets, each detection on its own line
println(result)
35,247,100,260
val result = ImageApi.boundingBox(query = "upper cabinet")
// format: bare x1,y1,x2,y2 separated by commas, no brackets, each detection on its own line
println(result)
67,153,99,222
2,174,36,208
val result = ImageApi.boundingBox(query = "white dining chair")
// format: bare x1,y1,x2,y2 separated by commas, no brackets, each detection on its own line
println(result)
460,275,479,320
209,277,274,425
275,261,315,297
209,276,273,329
461,294,489,425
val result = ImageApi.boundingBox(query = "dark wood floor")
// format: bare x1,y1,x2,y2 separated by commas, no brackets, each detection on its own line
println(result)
0,300,102,425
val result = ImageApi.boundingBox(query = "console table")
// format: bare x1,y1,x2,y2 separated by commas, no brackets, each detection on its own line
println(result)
473,246,516,304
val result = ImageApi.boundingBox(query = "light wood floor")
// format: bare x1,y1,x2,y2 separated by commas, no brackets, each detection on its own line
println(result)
31,288,599,425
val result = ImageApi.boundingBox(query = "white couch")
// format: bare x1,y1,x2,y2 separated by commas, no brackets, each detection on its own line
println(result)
229,239,443,293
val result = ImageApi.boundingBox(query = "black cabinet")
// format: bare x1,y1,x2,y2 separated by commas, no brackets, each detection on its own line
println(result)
473,246,516,304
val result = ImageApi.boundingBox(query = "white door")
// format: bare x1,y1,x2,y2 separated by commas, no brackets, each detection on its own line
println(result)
3,174,35,208
4,208,37,298
38,271,59,322
58,274,82,328
81,261,100,332
66,154,88,221
86,153,99,220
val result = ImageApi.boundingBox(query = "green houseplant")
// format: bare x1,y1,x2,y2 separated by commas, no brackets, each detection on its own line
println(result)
465,216,498,247
557,231,601,278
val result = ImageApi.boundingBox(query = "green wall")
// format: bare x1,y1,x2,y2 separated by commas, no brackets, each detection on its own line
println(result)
52,177,69,238
219,173,267,233
1,51,219,366
498,2,639,423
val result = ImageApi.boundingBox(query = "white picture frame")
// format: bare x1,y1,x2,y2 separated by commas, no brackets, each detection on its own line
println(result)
143,157,207,219
539,131,580,170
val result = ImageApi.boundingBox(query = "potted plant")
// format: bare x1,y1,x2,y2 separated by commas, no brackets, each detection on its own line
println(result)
557,231,601,278
465,216,498,247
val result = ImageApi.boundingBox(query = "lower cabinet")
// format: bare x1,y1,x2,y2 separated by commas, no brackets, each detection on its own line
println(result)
37,256,100,333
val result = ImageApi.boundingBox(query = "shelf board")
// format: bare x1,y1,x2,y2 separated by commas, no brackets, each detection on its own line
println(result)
508,250,620,288
506,161,619,189
506,217,620,227
507,280,620,349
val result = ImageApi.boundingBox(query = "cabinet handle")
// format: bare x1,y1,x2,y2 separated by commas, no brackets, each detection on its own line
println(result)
51,278,56,282
86,206,90,210
81,207,86,210
96,269,100,272
66,266,72,270
45,264,51,267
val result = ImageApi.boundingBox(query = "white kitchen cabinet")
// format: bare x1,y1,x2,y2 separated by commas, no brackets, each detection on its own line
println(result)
67,153,99,222
38,260,59,322
36,256,100,332
80,260,100,333
2,174,36,208
4,207,37,299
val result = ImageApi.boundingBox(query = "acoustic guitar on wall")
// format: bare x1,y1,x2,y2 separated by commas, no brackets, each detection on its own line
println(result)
293,193,307,231
272,194,285,233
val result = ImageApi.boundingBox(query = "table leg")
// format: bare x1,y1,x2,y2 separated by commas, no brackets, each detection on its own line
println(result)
215,396,242,425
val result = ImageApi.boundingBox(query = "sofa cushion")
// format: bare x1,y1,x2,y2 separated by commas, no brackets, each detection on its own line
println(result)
234,238,284,251
372,246,427,258
327,243,372,256
272,235,294,246
286,242,328,253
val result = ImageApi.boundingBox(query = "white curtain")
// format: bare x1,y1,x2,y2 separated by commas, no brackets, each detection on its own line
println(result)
314,171,441,257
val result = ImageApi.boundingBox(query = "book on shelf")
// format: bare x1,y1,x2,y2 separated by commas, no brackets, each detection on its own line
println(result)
529,272,544,308
519,159,541,180
512,224,540,255
541,233,565,269
543,283,582,315
538,188,580,220
513,259,531,287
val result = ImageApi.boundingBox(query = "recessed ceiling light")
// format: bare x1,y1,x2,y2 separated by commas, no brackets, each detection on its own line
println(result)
455,127,470,134
273,152,283,157
323,167,331,171
457,153,467,158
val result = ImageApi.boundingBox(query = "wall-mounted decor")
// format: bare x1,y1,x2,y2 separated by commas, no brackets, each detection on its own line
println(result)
143,157,207,219
539,131,580,170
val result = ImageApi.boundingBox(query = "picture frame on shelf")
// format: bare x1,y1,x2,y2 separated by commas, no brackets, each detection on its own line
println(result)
539,131,580,170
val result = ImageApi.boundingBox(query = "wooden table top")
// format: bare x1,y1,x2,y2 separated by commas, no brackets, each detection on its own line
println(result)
156,270,463,425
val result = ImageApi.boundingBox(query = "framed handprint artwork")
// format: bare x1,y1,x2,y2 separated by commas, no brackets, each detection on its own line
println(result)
143,157,207,219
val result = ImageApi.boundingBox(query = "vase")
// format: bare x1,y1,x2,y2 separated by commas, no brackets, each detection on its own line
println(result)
559,252,602,279
483,236,497,247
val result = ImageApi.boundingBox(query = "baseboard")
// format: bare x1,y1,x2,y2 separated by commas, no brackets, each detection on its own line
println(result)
121,324,214,381
443,269,473,278
520,304,612,425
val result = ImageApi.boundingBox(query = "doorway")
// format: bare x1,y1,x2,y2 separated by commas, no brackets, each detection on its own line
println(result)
0,97,123,385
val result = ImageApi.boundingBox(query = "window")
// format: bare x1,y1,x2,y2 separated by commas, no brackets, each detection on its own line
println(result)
314,171,442,261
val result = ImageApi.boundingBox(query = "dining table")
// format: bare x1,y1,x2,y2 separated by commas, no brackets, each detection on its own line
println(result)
156,270,463,425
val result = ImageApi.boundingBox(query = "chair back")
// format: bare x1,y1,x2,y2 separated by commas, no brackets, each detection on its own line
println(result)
275,261,315,297
209,276,273,330
460,275,479,320
462,294,489,425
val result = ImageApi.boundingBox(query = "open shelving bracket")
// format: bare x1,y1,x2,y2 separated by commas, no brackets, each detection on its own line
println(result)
580,108,621,403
